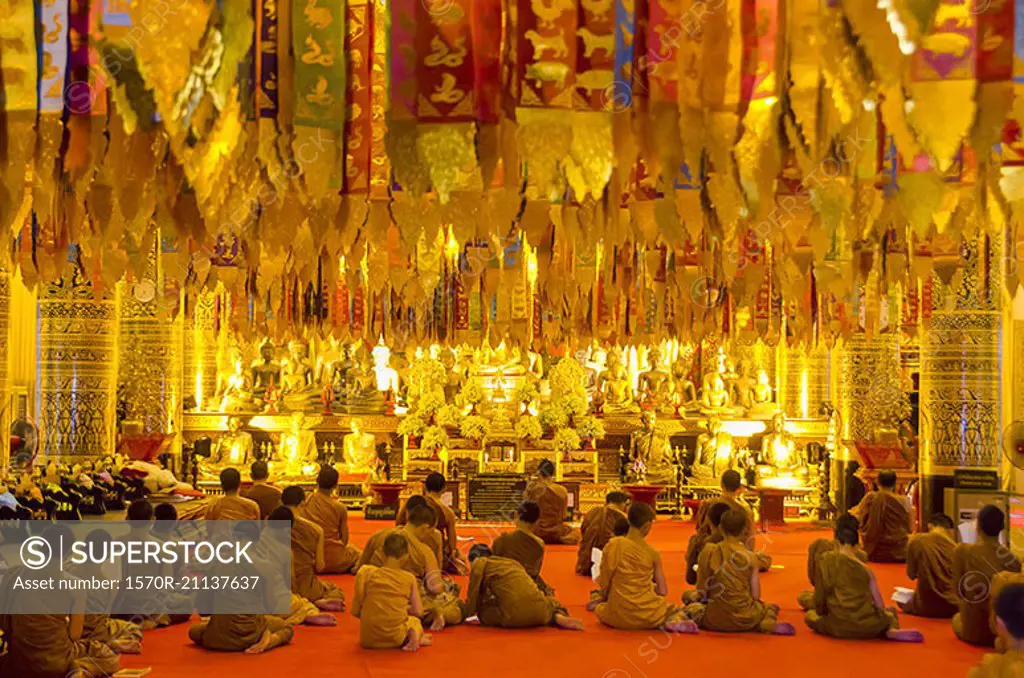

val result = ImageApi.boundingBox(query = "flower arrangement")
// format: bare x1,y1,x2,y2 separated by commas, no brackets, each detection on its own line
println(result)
397,414,426,438
515,415,543,442
460,414,491,441
548,356,588,401
421,425,450,452
576,415,605,441
552,427,582,453
559,393,588,420
417,389,446,416
458,379,486,408
538,403,569,430
406,357,447,407
512,380,539,407
435,403,463,429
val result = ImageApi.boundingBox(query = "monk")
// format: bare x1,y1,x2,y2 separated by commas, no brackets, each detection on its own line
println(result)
300,466,361,573
359,504,463,630
463,544,584,630
588,502,698,633
797,513,866,611
953,505,1022,647
804,518,923,641
970,584,1024,678
855,469,913,562
241,460,282,519
206,467,261,521
523,459,580,545
399,495,445,564
576,491,629,576
684,502,731,587
990,572,1024,653
396,472,468,574
352,532,433,651
901,513,958,618
683,509,794,635
692,470,771,572
272,494,346,611
492,500,554,594
68,529,143,654
0,525,121,678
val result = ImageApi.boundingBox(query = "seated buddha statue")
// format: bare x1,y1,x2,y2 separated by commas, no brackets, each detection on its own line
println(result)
629,410,676,485
599,349,638,413
440,347,466,401
344,352,386,413
331,343,356,399
668,355,697,413
218,350,255,413
476,339,526,378
202,416,254,480
700,350,733,412
281,339,320,412
748,368,777,414
278,412,319,478
730,359,757,410
342,419,378,475
692,416,735,483
637,346,672,411
251,339,282,399
757,413,808,486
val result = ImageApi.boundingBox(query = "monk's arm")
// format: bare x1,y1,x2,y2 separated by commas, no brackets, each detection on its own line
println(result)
461,560,485,619
409,580,424,618
311,522,327,572
812,568,828,615
67,588,87,641
750,564,761,600
906,540,919,581
652,553,669,597
396,501,408,526
339,506,350,546
595,542,616,598
443,515,458,557
423,551,445,595
695,546,711,592
868,571,885,610
351,570,366,618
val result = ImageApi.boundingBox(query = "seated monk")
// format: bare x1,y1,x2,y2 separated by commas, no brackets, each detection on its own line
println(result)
398,495,445,564
352,532,433,651
684,502,731,588
901,513,958,618
588,502,698,634
970,584,1024,678
990,572,1024,653
855,469,913,563
954,505,1023,647
206,467,261,521
576,491,629,577
0,524,120,678
359,504,463,630
273,492,346,611
492,500,553,594
804,517,923,642
300,466,361,574
683,509,795,635
523,459,581,545
797,514,866,611
68,529,143,655
463,544,584,630
396,472,468,574
189,523,295,655
693,470,771,573
241,460,283,519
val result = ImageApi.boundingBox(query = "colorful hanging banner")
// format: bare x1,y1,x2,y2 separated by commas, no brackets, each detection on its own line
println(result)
517,0,577,107
472,0,503,122
389,0,417,119
257,0,280,119
416,0,475,120
344,0,373,193
40,0,70,113
575,0,616,109
293,0,346,129
646,0,679,104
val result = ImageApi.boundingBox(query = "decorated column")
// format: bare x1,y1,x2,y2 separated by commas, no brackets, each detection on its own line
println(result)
37,263,118,461
183,289,221,413
781,344,831,420
0,269,9,469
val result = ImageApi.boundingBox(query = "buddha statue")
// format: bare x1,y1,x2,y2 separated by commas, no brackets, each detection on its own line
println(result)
331,343,357,398
758,413,808,486
372,340,400,396
440,347,465,401
629,410,676,485
693,416,735,482
251,339,282,396
638,346,672,410
526,346,544,381
476,339,526,378
342,419,378,475
584,344,608,395
218,350,255,412
278,412,319,478
668,355,697,413
730,359,757,410
203,416,254,479
599,348,638,413
281,339,319,411
700,349,732,411
748,368,776,413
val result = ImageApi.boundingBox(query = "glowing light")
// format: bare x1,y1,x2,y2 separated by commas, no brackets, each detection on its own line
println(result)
800,368,809,419
721,420,767,437
444,225,460,261
526,245,538,289
338,255,346,276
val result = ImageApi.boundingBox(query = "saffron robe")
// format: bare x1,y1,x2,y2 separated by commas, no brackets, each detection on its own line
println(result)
524,480,581,545
686,538,778,633
594,534,686,630
0,612,120,678
990,572,1024,652
189,614,292,652
290,517,345,603
804,551,899,639
968,651,1024,678
352,565,423,649
397,494,468,573
241,483,283,519
205,494,261,521
492,527,553,593
576,505,627,576
953,541,1022,647
798,539,867,610
856,491,913,563
463,556,563,628
692,496,771,572
902,532,958,618
301,491,361,573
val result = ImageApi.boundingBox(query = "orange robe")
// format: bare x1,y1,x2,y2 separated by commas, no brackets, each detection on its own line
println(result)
523,480,580,545
241,483,283,519
576,505,626,576
902,532,957,618
856,490,913,562
290,517,345,603
805,551,899,639
397,494,467,574
301,491,361,573
0,613,120,678
352,565,422,650
968,651,1024,678
594,534,685,630
492,527,552,593
990,572,1024,652
462,556,563,628
692,495,771,572
953,541,1022,646
205,494,261,521
798,538,867,610
686,538,778,633
189,614,292,652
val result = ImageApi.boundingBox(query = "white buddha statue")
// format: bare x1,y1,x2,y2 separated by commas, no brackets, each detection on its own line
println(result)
372,340,400,395
343,419,378,475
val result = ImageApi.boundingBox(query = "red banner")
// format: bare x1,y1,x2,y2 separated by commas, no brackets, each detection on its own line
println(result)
417,0,476,120
575,0,615,109
518,0,577,107
344,0,373,193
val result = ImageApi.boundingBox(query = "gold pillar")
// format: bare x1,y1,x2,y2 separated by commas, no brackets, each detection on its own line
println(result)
117,246,183,438
0,268,9,469
781,343,831,420
183,289,219,411
838,334,907,442
37,266,118,460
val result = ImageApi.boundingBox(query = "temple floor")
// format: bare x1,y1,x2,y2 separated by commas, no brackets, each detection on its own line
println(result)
118,516,987,678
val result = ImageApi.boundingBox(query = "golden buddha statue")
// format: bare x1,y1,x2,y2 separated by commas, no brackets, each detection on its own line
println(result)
278,412,319,478
668,355,697,412
638,346,672,410
218,350,255,412
758,413,808,486
440,347,465,401
729,359,757,410
693,416,735,482
749,368,776,411
342,419,378,475
344,349,386,413
476,338,527,378
584,345,608,396
203,416,254,479
629,410,676,485
700,349,732,411
599,348,638,413
251,339,282,396
281,339,319,411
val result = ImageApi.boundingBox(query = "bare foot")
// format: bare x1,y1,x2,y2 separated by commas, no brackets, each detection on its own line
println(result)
315,598,345,612
554,613,585,631
304,613,338,626
663,620,699,634
585,599,601,612
111,639,142,654
886,629,924,643
420,633,433,646
245,630,273,655
772,622,796,636
429,615,446,632
402,629,421,652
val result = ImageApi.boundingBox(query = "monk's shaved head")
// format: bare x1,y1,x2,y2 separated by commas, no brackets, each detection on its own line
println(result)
995,584,1024,639
469,543,492,563
268,506,294,523
613,516,630,536
517,500,540,524
250,460,269,481
538,459,556,478
721,470,742,493
927,513,955,530
708,502,732,528
408,503,437,527
424,472,446,493
628,502,656,529
877,470,897,489
978,504,1006,538
835,513,858,534
220,467,242,492
405,495,428,512
281,485,305,507
317,465,340,490
835,521,859,546
606,491,629,506
383,532,410,559
720,509,747,537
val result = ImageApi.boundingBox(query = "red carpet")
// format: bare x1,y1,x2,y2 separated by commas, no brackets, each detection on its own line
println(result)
120,517,987,678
